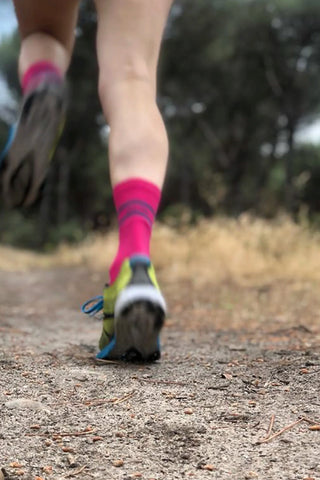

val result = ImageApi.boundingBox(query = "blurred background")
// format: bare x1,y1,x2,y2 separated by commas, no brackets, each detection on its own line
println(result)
1,0,320,251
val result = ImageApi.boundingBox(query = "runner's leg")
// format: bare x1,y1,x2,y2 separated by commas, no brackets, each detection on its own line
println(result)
94,0,173,189
88,0,173,360
94,0,173,282
2,0,80,206
13,0,80,78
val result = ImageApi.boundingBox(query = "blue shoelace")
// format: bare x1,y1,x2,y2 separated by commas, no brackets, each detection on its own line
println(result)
81,295,103,316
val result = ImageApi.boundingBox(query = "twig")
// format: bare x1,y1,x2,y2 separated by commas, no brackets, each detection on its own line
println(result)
299,415,320,426
26,429,95,438
56,393,139,408
309,425,320,431
52,430,95,438
65,465,87,477
138,379,187,386
0,327,24,334
265,414,275,439
113,391,136,404
257,418,303,444
84,399,112,407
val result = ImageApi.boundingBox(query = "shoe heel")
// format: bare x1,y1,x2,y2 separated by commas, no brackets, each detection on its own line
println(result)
114,300,165,361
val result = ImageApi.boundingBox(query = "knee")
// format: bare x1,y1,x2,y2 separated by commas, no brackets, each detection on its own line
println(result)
98,54,155,112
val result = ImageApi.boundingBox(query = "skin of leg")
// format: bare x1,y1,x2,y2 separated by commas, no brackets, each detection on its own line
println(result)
94,0,173,189
13,0,80,78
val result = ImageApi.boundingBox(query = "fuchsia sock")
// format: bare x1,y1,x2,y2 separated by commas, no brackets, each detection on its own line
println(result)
109,178,161,283
22,61,63,94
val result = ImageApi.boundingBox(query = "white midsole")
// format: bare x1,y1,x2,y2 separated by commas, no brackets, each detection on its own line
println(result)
114,285,167,318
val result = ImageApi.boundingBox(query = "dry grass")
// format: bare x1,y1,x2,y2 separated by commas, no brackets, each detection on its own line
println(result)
1,215,320,285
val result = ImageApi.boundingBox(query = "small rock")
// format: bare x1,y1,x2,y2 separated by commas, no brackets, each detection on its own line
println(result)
257,389,267,395
113,460,124,467
300,368,309,374
42,466,53,474
74,375,88,382
181,453,190,460
184,408,193,415
197,427,207,434
202,465,215,471
67,455,78,468
245,472,258,479
5,399,45,411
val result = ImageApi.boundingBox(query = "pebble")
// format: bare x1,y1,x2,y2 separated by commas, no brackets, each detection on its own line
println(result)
62,447,74,453
42,466,53,474
5,399,46,411
202,465,215,471
74,375,88,382
184,408,193,415
67,455,78,468
181,453,190,460
245,472,258,479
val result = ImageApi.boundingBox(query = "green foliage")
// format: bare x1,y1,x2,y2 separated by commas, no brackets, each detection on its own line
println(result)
0,210,39,248
160,0,320,215
0,209,87,251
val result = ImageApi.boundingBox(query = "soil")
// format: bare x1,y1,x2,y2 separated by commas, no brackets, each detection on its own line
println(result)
0,266,320,480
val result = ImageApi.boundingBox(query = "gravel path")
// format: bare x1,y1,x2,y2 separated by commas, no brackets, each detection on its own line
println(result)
1,267,320,480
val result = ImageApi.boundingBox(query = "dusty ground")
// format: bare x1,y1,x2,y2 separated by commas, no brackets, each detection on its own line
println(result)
1,220,320,480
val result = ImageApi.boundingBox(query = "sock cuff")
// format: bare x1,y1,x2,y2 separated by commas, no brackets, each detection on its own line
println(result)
113,178,161,213
22,61,63,93
109,178,160,283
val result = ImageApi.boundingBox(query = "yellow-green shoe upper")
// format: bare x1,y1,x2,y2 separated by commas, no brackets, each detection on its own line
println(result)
98,255,166,359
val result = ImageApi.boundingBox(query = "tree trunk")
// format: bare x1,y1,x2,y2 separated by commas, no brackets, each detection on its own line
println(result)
285,121,295,217
57,148,70,226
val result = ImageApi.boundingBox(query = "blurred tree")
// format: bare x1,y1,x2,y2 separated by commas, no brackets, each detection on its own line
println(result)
0,1,111,248
160,0,320,217
1,0,320,248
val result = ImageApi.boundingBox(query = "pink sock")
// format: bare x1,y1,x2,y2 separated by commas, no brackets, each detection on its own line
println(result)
109,178,161,283
22,61,63,94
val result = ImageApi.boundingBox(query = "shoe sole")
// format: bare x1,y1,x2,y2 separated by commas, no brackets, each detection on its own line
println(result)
112,300,165,362
1,83,66,207
101,285,166,361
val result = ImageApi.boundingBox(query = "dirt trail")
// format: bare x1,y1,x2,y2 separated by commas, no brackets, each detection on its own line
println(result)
1,266,320,480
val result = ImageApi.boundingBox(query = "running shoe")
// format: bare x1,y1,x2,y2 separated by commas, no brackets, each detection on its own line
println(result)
82,255,166,361
0,78,67,207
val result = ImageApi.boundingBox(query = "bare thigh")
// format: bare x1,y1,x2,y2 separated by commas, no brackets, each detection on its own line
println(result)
13,0,80,52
